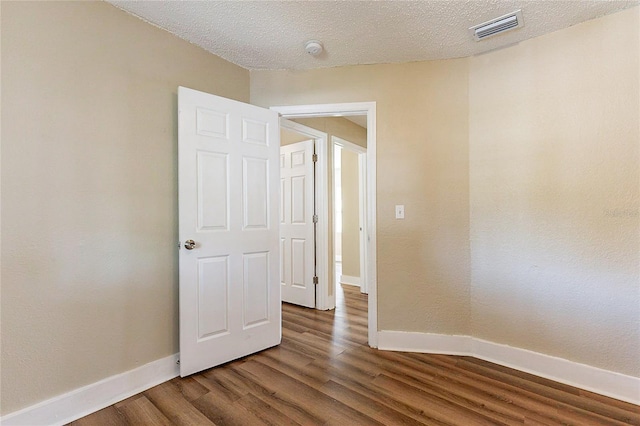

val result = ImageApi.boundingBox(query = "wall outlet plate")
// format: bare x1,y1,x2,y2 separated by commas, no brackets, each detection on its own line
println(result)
395,205,405,219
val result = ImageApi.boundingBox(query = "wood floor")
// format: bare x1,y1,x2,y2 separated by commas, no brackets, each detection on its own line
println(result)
71,285,640,425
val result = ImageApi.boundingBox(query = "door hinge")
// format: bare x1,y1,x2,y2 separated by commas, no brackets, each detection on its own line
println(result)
312,153,318,163
313,214,318,223
313,276,319,285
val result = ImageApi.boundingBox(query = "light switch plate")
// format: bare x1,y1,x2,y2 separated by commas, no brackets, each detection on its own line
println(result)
395,205,405,219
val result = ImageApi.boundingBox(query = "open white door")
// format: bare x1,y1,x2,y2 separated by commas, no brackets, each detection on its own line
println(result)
178,87,281,377
280,140,316,308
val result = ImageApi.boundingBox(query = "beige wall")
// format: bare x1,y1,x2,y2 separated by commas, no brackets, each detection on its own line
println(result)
295,117,367,149
1,1,249,414
469,7,639,377
280,127,310,146
252,7,639,378
341,148,360,278
253,61,472,334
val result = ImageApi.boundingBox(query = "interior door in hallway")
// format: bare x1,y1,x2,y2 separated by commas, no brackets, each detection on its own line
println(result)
280,140,316,308
178,86,281,376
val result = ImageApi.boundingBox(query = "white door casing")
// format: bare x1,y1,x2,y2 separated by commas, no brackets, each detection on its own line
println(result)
272,103,377,348
358,152,368,294
280,140,316,308
332,136,368,295
178,87,281,377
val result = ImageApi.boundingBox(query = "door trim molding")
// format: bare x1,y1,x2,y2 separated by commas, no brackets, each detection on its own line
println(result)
273,102,378,348
0,354,180,426
332,136,368,295
378,331,640,405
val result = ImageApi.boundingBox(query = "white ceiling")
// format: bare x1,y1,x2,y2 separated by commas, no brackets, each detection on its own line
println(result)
109,1,638,71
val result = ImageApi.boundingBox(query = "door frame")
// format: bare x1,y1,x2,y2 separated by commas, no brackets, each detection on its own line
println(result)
332,136,368,295
273,102,377,348
279,119,331,310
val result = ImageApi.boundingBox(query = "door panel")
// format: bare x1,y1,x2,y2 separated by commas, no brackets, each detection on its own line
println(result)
291,175,307,224
197,256,229,339
292,239,306,288
280,140,315,308
242,252,270,327
243,157,269,229
179,86,280,377
196,152,228,231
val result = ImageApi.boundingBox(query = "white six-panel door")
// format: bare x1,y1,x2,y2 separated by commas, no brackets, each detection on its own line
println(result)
178,87,281,377
280,140,315,308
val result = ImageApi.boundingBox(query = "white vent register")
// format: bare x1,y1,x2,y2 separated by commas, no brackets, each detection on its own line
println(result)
469,10,524,41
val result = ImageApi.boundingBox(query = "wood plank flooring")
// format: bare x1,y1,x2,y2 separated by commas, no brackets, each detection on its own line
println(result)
71,285,640,425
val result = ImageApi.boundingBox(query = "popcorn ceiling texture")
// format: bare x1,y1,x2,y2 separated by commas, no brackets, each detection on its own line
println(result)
109,0,637,70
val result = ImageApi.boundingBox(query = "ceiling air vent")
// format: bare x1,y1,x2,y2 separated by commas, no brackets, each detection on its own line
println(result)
469,10,524,41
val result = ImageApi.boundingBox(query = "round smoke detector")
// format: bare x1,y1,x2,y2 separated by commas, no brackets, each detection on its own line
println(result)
304,40,323,56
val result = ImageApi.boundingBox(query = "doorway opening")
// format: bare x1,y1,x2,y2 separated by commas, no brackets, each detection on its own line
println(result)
274,102,377,348
333,137,367,298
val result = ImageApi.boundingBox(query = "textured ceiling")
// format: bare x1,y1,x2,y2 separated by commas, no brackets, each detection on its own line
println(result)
108,1,638,71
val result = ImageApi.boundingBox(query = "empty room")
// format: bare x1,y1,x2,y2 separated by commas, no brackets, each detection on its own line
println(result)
1,1,639,424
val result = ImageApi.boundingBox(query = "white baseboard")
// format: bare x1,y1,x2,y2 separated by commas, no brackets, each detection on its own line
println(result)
378,331,470,355
377,331,640,405
1,353,180,426
340,274,360,287
6,334,638,424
